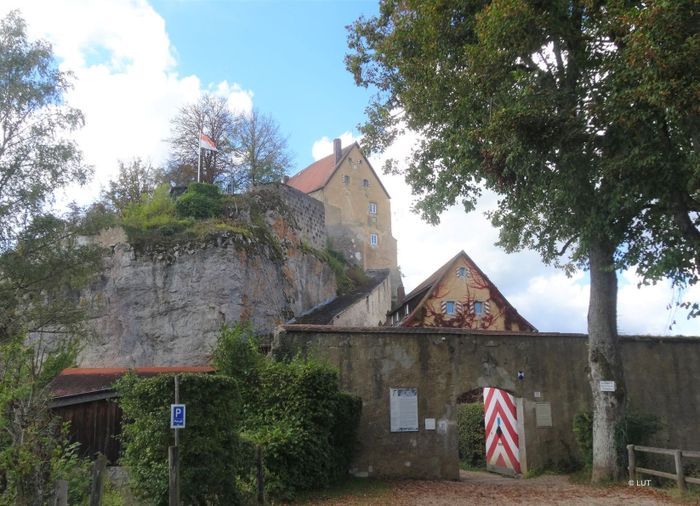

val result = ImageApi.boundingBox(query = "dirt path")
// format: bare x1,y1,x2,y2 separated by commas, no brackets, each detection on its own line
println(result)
308,470,687,505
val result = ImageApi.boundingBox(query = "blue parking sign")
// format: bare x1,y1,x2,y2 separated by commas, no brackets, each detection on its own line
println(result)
171,404,186,429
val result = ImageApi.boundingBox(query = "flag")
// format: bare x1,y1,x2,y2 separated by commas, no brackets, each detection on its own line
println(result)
199,133,218,152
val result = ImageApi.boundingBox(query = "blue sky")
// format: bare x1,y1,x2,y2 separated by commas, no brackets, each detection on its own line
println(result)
151,0,378,170
3,0,698,335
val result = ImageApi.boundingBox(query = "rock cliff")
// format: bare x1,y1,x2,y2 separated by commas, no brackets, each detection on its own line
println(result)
75,185,336,367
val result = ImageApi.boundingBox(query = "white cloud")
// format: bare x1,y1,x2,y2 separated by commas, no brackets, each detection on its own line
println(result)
1,1,254,205
311,132,358,161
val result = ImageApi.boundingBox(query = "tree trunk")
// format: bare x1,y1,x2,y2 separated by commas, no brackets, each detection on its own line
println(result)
587,239,625,482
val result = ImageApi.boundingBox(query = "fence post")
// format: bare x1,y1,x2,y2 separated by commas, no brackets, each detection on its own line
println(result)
53,479,68,506
169,446,180,506
256,444,264,505
674,449,686,492
627,445,636,482
89,452,107,506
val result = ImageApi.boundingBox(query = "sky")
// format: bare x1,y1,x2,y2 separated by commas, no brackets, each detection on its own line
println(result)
3,0,698,336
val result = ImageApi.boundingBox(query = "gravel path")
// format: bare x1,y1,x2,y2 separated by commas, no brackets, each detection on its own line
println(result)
307,470,685,505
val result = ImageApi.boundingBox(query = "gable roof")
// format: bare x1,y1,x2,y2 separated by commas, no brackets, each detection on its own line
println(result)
286,142,391,199
391,250,537,332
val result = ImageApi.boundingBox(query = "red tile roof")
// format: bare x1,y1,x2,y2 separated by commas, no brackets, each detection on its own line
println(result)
49,366,215,399
287,145,354,193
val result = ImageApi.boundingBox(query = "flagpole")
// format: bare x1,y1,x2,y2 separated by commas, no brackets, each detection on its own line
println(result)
197,132,202,183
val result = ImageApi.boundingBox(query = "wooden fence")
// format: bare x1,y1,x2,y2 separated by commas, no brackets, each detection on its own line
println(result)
627,444,700,492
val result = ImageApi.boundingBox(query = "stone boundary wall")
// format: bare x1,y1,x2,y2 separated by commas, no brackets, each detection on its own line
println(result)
274,326,700,480
257,183,326,250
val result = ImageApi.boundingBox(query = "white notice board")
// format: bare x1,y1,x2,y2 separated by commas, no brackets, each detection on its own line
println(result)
390,388,418,432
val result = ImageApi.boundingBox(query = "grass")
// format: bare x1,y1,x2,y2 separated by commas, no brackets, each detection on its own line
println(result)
459,461,486,472
291,477,391,504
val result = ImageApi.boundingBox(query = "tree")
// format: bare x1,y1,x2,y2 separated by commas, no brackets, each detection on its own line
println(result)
0,11,102,502
100,158,164,214
229,108,291,188
0,10,88,251
167,95,292,191
167,93,237,185
346,0,698,481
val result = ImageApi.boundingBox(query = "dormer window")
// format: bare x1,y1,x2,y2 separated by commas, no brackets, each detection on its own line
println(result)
362,178,369,188
369,202,377,215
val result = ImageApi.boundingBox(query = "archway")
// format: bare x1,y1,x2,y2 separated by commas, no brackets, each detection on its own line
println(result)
456,386,526,477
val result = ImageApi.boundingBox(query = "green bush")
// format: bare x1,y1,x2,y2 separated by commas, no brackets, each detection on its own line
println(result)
175,183,223,219
116,373,245,506
573,410,660,471
121,184,193,236
457,403,486,468
213,324,362,501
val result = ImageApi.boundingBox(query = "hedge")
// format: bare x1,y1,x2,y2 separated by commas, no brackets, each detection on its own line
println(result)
456,402,486,468
116,373,245,506
175,183,223,219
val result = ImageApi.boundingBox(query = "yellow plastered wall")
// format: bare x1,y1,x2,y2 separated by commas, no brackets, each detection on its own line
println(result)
418,256,520,330
315,145,397,271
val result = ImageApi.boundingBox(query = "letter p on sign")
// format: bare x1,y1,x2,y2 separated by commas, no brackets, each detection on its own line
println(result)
171,404,186,429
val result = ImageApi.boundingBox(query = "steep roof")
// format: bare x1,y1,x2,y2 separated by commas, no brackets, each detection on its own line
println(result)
287,145,354,193
391,250,537,332
287,142,391,198
292,269,390,325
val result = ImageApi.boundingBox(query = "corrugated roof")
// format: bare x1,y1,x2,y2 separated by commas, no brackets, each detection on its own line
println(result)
49,366,215,399
287,145,354,193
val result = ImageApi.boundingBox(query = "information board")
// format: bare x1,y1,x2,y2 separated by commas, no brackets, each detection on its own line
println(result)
390,388,418,432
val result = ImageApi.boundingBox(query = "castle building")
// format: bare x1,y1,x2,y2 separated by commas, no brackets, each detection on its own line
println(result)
286,139,401,297
388,250,536,331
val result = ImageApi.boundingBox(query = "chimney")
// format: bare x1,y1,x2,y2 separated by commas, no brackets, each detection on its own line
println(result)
333,138,342,164
397,284,405,305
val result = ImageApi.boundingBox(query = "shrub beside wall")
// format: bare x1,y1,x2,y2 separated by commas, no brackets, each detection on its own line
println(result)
213,324,362,501
116,373,245,506
456,403,486,468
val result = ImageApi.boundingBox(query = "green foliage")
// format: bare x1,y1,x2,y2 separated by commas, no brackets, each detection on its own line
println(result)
175,183,223,219
212,323,362,501
122,184,192,233
456,403,485,468
101,158,164,214
573,410,661,471
0,336,90,506
0,10,89,249
116,373,245,506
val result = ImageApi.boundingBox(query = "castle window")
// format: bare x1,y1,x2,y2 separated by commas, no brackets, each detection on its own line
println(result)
456,266,469,278
343,175,350,185
444,301,456,315
369,202,377,214
370,233,378,247
362,178,369,187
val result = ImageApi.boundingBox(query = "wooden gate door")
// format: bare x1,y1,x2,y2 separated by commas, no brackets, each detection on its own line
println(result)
483,387,521,475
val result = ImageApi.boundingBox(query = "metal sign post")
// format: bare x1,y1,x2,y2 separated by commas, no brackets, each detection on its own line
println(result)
169,375,183,506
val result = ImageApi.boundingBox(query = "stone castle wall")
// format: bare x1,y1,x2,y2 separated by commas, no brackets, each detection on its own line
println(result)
275,327,700,480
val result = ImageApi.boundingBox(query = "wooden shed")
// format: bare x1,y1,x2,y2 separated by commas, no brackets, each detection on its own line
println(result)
48,366,214,464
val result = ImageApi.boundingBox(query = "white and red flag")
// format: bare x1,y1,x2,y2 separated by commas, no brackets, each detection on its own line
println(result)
199,133,218,152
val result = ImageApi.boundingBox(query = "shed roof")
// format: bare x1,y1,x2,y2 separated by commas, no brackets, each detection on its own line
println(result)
291,269,390,325
49,366,215,399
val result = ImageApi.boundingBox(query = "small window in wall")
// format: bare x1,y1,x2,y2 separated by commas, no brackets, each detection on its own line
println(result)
370,233,378,247
474,301,483,317
404,305,409,316
369,202,377,214
444,301,456,315
456,266,469,278
343,175,350,185
362,178,369,188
